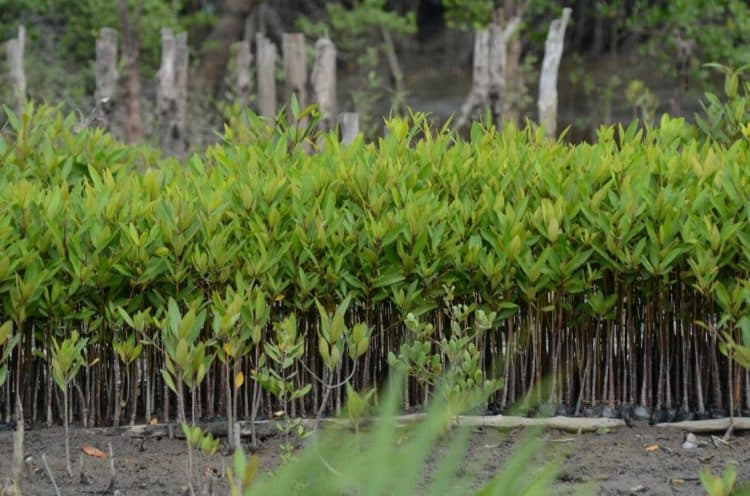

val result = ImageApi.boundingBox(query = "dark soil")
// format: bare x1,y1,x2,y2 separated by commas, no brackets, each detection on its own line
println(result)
1,421,748,495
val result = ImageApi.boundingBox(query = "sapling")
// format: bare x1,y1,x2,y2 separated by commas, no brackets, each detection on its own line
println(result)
253,314,311,461
389,289,500,414
314,296,371,421
182,424,220,495
113,333,143,426
159,298,214,495
51,330,88,478
159,297,212,425
211,276,254,452
345,384,375,456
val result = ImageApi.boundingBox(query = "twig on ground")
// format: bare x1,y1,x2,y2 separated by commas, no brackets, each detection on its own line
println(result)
41,454,61,496
104,442,116,494
80,453,90,485
548,437,576,443
723,422,734,442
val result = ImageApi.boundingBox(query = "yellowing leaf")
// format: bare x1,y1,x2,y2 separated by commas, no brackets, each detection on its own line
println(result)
234,371,244,390
645,444,659,452
81,445,107,459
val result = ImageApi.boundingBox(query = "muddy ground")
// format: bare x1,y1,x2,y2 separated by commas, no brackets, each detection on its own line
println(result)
0,420,747,495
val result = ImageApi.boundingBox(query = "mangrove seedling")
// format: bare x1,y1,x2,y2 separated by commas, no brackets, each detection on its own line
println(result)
253,314,311,460
51,330,88,478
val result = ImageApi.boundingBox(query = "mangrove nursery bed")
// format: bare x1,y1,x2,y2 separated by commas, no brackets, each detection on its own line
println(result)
0,107,750,445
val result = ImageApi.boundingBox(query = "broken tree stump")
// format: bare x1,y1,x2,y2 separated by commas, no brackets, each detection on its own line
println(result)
339,112,359,145
488,15,521,127
282,33,307,111
312,37,337,134
538,7,572,139
95,27,119,133
5,26,26,117
256,33,277,119
454,29,490,131
235,39,253,110
156,29,189,156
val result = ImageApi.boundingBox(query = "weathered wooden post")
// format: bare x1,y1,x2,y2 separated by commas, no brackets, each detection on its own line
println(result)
256,33,277,119
454,30,489,131
282,33,307,111
6,26,26,116
312,38,337,133
339,112,359,145
235,39,253,110
157,29,189,156
95,27,119,133
538,7,571,139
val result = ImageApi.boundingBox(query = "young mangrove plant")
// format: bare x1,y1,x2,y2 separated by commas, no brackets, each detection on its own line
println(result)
51,331,87,478
2,105,750,434
253,314,311,460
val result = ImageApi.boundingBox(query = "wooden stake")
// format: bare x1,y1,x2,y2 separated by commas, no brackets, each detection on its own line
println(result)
256,33,277,119
95,28,119,133
538,8,572,139
5,26,26,117
312,38,337,133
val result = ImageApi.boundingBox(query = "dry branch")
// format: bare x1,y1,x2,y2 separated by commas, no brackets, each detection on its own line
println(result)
653,417,750,433
121,414,626,439
41,454,61,496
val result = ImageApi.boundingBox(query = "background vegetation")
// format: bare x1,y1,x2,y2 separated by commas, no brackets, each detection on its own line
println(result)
4,0,750,145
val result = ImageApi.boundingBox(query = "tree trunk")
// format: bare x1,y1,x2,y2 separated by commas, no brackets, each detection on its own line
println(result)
488,14,521,127
538,8,571,139
119,0,145,144
197,0,261,95
339,112,360,145
282,33,307,111
454,29,490,131
6,25,26,117
312,38,337,134
157,29,189,156
256,34,278,119
235,39,253,110
95,27,119,134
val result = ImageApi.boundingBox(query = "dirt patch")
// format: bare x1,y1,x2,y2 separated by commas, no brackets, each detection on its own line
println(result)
0,421,747,495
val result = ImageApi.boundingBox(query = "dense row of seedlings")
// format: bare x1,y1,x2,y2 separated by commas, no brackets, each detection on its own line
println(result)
0,106,749,441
